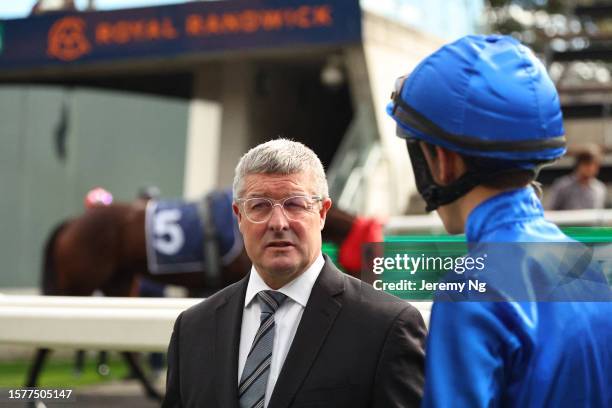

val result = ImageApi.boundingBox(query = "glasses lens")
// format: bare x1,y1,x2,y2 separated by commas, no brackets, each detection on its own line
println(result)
244,198,272,222
282,196,312,220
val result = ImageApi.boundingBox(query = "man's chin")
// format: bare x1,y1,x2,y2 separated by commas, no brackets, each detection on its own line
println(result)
262,257,301,276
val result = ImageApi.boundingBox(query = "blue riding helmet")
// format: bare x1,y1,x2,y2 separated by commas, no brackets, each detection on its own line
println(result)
387,35,567,211
387,34,566,164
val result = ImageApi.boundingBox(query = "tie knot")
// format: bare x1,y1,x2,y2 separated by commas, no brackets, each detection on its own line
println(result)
257,290,287,315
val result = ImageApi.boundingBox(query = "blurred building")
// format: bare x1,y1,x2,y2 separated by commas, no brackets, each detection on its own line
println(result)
528,3,612,204
0,0,482,287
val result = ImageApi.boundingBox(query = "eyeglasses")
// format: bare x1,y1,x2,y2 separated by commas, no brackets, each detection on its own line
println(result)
236,195,323,223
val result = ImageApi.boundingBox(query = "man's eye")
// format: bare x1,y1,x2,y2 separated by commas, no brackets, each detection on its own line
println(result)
249,201,269,210
285,199,308,210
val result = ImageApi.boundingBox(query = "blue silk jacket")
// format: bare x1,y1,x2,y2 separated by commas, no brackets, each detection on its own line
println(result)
422,188,612,407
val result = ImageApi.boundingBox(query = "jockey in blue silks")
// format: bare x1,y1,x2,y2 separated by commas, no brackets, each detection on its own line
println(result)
387,35,612,407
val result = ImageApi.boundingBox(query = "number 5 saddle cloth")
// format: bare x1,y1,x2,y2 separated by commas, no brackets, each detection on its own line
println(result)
145,188,242,274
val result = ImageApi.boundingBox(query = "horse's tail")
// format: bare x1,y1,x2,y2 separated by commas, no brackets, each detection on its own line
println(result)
41,220,70,296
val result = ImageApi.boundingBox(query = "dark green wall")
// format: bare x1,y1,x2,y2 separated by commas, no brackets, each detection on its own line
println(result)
0,85,189,287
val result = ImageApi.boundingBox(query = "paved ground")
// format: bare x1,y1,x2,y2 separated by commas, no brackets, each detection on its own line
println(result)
72,380,162,407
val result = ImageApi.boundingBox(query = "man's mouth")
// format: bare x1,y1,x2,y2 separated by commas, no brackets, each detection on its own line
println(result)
266,241,294,248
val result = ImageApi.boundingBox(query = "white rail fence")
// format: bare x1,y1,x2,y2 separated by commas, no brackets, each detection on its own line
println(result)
385,209,612,234
0,295,431,351
0,296,198,352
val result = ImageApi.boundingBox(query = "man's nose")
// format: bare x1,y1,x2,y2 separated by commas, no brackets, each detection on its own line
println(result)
267,205,290,231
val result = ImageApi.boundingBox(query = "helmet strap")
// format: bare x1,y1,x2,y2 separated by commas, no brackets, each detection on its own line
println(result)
406,141,536,212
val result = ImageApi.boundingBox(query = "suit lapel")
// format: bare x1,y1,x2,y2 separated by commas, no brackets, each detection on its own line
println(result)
214,276,248,408
268,259,345,408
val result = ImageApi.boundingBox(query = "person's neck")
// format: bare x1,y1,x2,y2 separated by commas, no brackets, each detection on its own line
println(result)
575,173,590,185
454,185,519,232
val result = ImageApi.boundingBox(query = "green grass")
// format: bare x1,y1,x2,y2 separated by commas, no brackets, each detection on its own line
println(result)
0,353,132,388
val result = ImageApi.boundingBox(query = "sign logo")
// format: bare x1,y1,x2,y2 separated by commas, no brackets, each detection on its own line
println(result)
47,17,91,61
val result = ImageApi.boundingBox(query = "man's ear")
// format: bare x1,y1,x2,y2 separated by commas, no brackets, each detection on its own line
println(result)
435,146,456,185
232,203,243,231
319,198,332,230
420,142,465,186
436,146,467,184
420,142,444,185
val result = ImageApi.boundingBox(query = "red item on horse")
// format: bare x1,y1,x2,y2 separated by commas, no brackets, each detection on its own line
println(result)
338,217,383,276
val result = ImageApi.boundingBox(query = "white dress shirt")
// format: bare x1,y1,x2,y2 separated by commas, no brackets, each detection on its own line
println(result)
238,253,324,407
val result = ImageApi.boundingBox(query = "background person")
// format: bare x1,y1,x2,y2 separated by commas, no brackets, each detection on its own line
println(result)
546,144,606,210
387,35,612,407
162,139,426,408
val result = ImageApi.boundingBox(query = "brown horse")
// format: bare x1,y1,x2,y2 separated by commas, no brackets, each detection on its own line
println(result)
43,199,363,295
28,193,380,399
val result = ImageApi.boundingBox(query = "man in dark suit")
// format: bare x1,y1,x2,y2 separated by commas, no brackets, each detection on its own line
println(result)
163,139,426,408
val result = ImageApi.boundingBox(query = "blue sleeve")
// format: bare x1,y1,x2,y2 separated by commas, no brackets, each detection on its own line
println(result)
421,301,527,408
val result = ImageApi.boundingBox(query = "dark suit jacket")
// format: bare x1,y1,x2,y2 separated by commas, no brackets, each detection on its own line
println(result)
162,256,426,408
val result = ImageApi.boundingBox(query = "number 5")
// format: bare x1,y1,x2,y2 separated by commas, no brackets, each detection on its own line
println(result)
153,209,185,255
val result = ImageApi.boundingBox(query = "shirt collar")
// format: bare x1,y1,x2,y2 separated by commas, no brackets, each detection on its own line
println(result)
244,253,325,309
465,187,543,242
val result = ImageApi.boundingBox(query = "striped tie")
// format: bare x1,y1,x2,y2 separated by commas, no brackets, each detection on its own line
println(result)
239,290,287,408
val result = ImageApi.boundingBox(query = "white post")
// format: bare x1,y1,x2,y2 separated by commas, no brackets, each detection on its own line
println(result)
183,72,222,200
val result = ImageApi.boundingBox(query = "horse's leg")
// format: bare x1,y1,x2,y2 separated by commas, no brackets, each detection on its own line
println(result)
121,351,163,401
26,348,51,388
27,222,69,391
74,350,86,376
97,351,110,376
